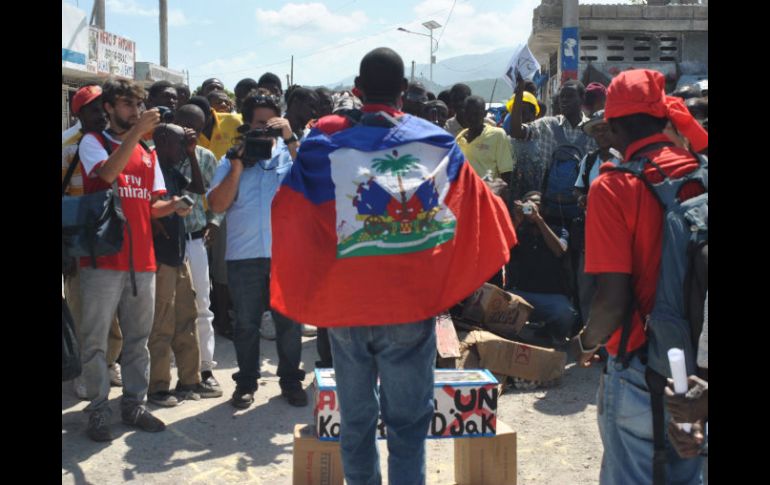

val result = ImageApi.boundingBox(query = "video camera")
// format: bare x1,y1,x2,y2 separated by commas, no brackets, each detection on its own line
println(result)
226,124,283,167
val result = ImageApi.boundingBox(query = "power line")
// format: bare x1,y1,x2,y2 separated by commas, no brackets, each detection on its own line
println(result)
436,0,457,49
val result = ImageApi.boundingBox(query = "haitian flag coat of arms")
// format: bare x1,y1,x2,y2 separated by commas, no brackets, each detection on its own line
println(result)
271,110,517,327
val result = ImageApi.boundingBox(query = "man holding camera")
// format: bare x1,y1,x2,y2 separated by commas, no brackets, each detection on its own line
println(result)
77,78,184,442
146,123,221,407
207,91,306,409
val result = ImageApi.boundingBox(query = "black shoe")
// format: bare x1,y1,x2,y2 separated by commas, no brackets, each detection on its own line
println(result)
281,384,308,407
86,410,113,442
121,406,166,432
201,371,224,397
148,391,179,407
231,387,255,409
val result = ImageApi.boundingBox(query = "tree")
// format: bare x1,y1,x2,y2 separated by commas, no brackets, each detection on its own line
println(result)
371,150,420,205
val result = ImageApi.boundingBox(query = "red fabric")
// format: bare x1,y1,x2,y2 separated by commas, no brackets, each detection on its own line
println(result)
314,104,405,136
71,85,102,115
80,134,162,273
604,69,708,152
585,135,704,356
270,161,517,327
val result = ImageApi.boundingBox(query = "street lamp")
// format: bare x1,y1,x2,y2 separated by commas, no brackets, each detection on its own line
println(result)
397,20,441,82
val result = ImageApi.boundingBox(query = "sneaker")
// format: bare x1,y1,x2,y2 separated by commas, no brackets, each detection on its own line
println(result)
260,312,276,340
86,410,113,442
108,363,123,387
301,324,317,337
122,406,166,433
200,371,224,397
148,391,179,407
174,385,201,402
231,386,255,409
176,380,221,399
281,384,308,407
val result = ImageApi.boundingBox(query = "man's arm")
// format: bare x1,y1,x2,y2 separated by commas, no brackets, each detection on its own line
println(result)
526,203,567,257
183,128,205,194
507,77,527,139
95,109,160,184
575,273,633,366
207,155,243,214
151,195,191,219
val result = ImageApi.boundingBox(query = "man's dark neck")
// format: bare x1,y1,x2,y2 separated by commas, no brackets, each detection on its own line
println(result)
599,148,613,159
465,125,484,141
202,118,214,139
565,111,582,127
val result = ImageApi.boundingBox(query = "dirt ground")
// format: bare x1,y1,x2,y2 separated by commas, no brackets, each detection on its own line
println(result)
62,332,604,484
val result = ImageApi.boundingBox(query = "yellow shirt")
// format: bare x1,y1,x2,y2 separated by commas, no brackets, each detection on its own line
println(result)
456,125,514,178
62,131,84,196
199,110,243,160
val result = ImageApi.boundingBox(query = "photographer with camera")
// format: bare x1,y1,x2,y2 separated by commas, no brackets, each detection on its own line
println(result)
207,90,306,410
507,191,579,349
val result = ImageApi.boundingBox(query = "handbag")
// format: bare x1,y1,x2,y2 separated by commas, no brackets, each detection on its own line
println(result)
61,135,137,294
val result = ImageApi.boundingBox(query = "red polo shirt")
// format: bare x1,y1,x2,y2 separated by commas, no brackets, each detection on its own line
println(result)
585,133,704,356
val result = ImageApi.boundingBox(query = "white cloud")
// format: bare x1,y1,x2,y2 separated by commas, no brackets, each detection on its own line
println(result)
255,3,368,34
106,0,202,27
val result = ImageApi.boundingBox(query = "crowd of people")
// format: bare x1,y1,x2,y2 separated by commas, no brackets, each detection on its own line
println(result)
62,45,708,485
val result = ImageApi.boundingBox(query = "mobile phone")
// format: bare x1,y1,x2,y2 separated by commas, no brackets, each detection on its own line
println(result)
176,195,194,209
522,203,533,215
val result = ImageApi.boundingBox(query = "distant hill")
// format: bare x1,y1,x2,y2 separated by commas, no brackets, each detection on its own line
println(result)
326,46,520,104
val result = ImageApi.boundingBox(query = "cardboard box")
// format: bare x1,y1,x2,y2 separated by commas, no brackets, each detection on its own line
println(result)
461,283,534,336
462,330,566,383
314,368,498,441
292,424,344,485
455,419,517,485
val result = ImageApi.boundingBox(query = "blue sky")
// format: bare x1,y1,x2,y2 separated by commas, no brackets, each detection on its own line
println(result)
63,0,631,89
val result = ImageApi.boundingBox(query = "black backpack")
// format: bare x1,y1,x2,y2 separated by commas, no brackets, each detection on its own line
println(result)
541,122,590,223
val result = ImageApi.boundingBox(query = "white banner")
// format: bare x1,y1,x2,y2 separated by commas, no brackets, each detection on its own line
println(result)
87,28,136,79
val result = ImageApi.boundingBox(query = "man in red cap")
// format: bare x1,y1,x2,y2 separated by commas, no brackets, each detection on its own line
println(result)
62,84,125,400
573,69,707,484
583,82,607,117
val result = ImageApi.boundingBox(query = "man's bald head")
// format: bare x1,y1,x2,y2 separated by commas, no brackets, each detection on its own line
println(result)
153,123,187,165
355,47,407,104
175,104,206,135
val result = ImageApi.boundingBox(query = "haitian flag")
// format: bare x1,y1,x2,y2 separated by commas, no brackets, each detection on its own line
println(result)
271,110,517,327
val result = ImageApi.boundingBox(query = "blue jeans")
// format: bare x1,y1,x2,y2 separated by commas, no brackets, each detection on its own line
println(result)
515,290,579,341
226,258,304,392
329,319,436,485
598,355,703,485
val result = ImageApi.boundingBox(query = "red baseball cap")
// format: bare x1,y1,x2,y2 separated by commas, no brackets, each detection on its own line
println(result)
71,85,102,115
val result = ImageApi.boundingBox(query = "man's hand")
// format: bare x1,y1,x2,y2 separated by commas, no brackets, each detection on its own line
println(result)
665,376,708,423
267,117,293,140
183,127,198,158
484,177,508,198
570,334,601,368
667,420,705,459
577,194,588,210
133,108,161,137
203,223,219,247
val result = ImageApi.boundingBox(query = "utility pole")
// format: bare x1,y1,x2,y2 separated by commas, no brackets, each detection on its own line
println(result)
411,61,415,82
160,0,168,67
90,0,105,29
560,0,579,84
291,55,294,86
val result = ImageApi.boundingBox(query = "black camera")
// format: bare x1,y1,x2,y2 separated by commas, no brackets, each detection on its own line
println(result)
157,106,175,123
227,126,283,167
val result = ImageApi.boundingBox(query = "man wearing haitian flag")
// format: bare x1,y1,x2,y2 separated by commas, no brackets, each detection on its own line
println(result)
271,47,517,485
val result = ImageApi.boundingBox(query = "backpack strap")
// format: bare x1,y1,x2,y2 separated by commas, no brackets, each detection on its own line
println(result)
645,367,669,485
89,132,138,297
581,150,601,190
62,144,81,197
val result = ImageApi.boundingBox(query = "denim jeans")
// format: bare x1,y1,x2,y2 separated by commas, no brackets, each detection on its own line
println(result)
329,319,436,485
598,355,703,485
226,258,304,392
515,290,579,340
79,268,156,416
